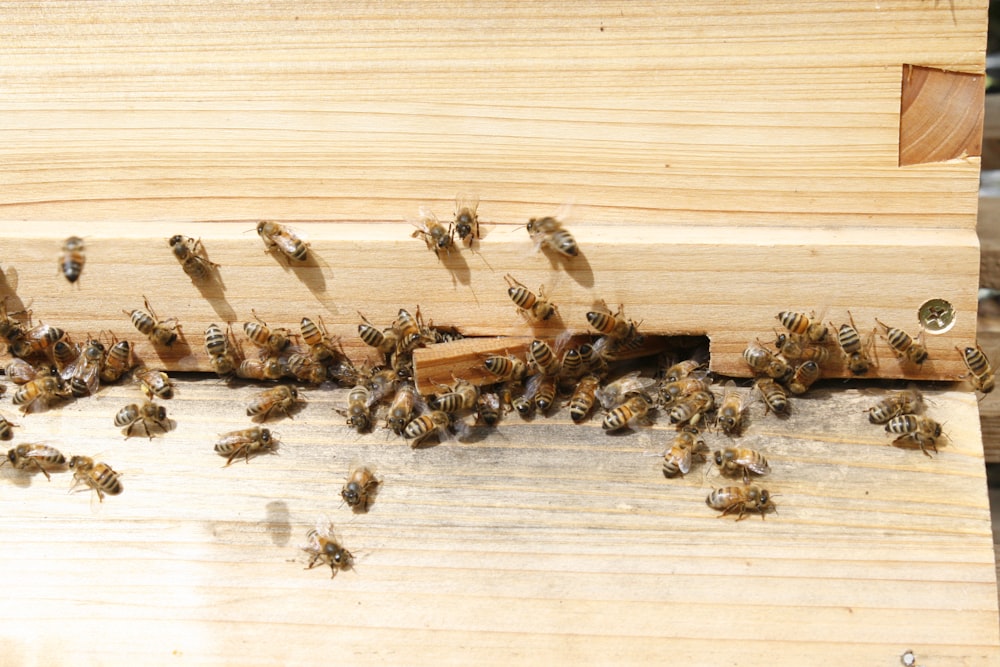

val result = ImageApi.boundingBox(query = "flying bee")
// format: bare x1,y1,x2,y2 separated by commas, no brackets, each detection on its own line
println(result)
126,296,180,347
68,455,122,501
742,341,789,379
341,463,380,511
243,310,291,354
956,344,995,394
4,358,41,385
257,220,309,262
587,301,638,342
714,447,770,484
339,384,375,432
214,426,277,465
61,338,104,397
133,366,174,399
707,485,775,520
786,360,820,395
568,374,601,424
753,378,789,416
101,338,135,383
411,207,454,258
596,370,658,409
661,426,708,478
237,357,284,382
531,374,558,414
886,414,943,457
2,443,66,480
866,388,924,424
357,312,398,356
505,274,558,321
168,235,219,281
404,410,452,447
432,377,479,413
386,383,418,434
302,521,353,578
0,413,16,441
10,323,66,360
483,354,528,381
658,373,712,407
527,215,578,258
602,392,654,432
776,310,828,343
716,381,751,436
875,318,928,366
248,385,302,422
476,390,503,427
834,311,876,375
59,236,85,283
114,400,171,439
12,376,70,414
669,389,715,426
661,359,703,384
300,316,342,363
453,193,480,247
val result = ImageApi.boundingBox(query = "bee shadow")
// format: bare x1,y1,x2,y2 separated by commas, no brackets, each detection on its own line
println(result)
265,500,293,546
440,249,472,286
543,248,594,288
273,250,328,296
192,272,238,324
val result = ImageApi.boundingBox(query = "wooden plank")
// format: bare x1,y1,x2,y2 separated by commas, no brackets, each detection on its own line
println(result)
980,197,1000,290
0,378,996,664
0,222,980,382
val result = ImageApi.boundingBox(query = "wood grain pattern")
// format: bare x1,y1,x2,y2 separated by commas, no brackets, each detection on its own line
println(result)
0,378,996,664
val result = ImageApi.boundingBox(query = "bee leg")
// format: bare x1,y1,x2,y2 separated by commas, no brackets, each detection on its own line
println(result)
28,459,52,481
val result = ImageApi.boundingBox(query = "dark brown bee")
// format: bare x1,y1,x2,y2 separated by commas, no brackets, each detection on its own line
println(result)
339,385,374,433
12,376,71,413
115,400,171,439
527,215,578,257
10,323,66,360
0,298,29,351
214,427,277,465
126,296,180,347
411,207,454,258
302,521,353,578
63,339,104,397
454,193,480,247
786,360,820,395
0,413,16,440
134,366,175,400
101,338,135,383
707,485,775,520
476,390,503,427
3,443,66,480
754,378,789,416
886,414,943,457
341,463,380,511
59,236,85,283
257,221,309,262
386,383,418,434
662,426,708,478
243,310,290,354
867,388,923,424
875,318,928,366
603,392,653,431
168,235,219,281
834,311,876,376
714,447,770,483
957,344,995,394
50,339,79,373
505,274,557,321
247,385,302,422
568,374,601,424
716,381,751,436
68,456,122,501
776,310,827,343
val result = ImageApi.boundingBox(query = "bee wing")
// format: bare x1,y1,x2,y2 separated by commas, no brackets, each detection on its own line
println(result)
455,192,479,215
677,446,693,475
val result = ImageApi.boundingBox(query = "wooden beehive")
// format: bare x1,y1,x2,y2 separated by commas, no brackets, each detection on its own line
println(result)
1,2,997,665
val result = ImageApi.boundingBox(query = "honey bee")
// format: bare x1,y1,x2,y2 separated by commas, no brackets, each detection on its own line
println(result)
661,426,708,478
531,374,558,414
505,274,557,321
302,521,353,578
0,413,15,441
957,344,995,394
483,354,528,381
753,378,789,416
875,318,928,366
50,339,79,373
432,377,479,413
10,323,66,359
568,374,601,424
714,447,770,483
203,323,240,377
214,426,277,465
341,463,380,511
742,341,789,379
559,347,588,382
528,338,562,376
596,370,658,409
411,207,454,258
886,414,943,457
12,376,71,413
248,385,302,422
237,357,284,382
257,220,309,262
62,338,104,397
669,389,715,426
527,215,578,258
602,392,653,431
114,400,171,439
339,384,375,432
510,380,536,420
786,360,820,395
59,236,85,283
476,390,503,427
866,388,923,424
454,193,480,247
243,310,291,354
126,296,180,347
404,410,452,447
577,343,606,377
385,383,418,434
661,359,703,384
658,373,712,407
393,307,428,353
706,485,775,520
834,311,876,376
300,316,342,363
134,366,175,399
68,455,122,501
357,312,398,356
776,310,828,344
2,443,66,480
168,235,219,281
716,381,751,436
101,338,135,383
0,297,29,350
587,301,638,341
285,352,326,384
4,357,41,385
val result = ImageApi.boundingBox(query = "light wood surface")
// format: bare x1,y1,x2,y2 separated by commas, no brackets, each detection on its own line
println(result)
0,378,995,665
